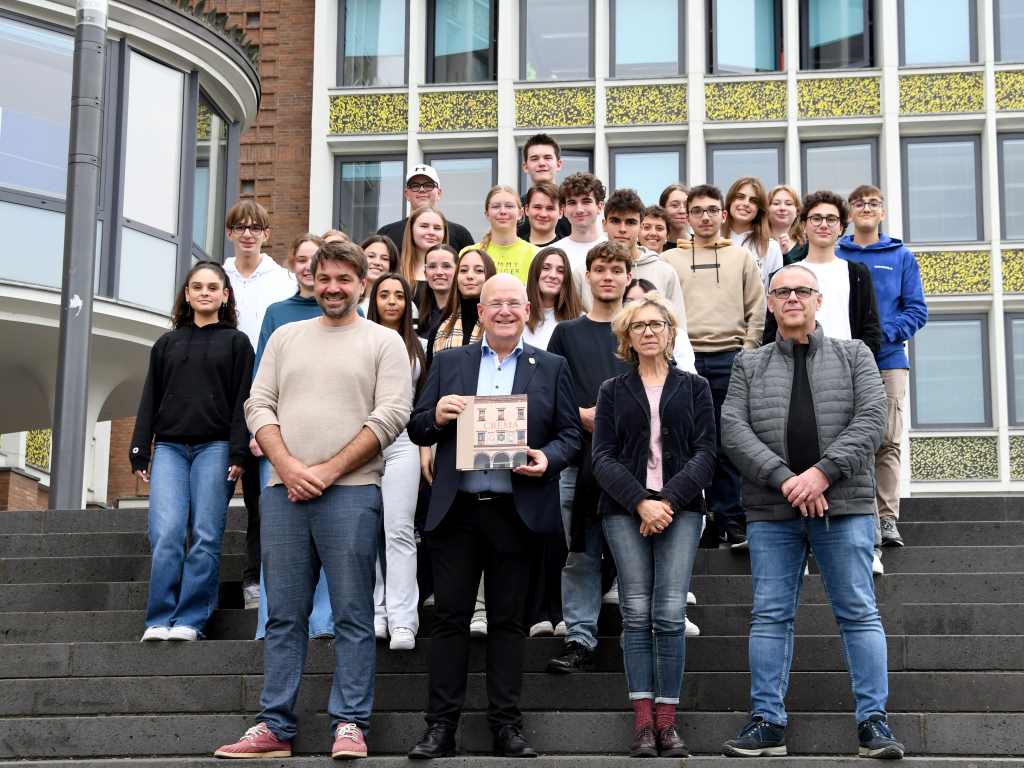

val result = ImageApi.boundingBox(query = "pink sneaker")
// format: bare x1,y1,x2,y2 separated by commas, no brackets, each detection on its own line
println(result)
331,722,367,759
214,722,292,758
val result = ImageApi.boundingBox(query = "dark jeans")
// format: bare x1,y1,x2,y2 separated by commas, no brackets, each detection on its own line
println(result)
241,451,261,586
694,350,745,538
425,493,534,731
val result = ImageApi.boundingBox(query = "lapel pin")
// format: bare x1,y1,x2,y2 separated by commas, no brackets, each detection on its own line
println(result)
528,356,536,365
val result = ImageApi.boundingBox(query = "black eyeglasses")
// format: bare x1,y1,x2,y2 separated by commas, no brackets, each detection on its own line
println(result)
851,200,883,211
229,224,266,235
768,286,819,299
407,182,438,192
688,206,722,218
806,214,841,227
628,320,669,335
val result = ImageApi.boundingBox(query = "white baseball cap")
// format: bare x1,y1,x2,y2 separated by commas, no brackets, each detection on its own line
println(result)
406,164,441,186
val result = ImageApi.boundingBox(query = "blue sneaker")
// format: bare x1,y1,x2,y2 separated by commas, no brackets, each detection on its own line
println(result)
858,714,905,759
722,716,787,757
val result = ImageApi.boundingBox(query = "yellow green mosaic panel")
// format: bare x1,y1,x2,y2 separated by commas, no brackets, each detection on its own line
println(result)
606,84,687,126
419,90,498,132
1003,250,1024,292
916,251,991,295
515,87,594,129
329,93,408,135
196,101,211,141
1010,436,1024,480
899,72,984,115
797,77,881,119
705,80,787,122
996,71,1024,111
25,429,51,471
910,436,999,481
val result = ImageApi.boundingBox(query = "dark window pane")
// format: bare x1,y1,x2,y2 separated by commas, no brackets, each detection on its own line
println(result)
804,0,870,69
432,0,494,83
425,155,495,237
523,0,591,81
337,159,405,242
998,0,1024,62
913,319,987,426
1010,318,1024,422
903,0,972,65
613,150,683,207
342,0,406,86
904,139,979,243
1002,137,1024,240
712,0,779,73
710,145,781,191
613,0,679,77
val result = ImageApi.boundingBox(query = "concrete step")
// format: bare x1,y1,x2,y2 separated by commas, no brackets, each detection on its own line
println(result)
0,555,246,584
0,531,247,558
899,496,1024,521
0,712,1019,758
882,521,1024,546
0,508,248,534
1,759,1020,768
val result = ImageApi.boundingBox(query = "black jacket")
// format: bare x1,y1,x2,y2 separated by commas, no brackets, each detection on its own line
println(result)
408,341,582,534
130,323,254,472
379,217,476,254
592,367,717,517
763,259,882,356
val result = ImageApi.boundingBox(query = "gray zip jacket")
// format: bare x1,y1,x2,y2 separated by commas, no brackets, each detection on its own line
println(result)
721,324,886,522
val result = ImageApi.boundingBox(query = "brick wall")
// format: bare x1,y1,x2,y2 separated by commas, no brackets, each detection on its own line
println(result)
0,468,45,512
107,417,145,505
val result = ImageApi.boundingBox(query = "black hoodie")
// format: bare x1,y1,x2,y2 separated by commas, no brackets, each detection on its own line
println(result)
130,322,255,472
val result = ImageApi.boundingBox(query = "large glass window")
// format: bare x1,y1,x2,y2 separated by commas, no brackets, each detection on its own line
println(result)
610,148,685,208
901,0,976,66
122,52,184,235
708,0,781,74
119,227,178,312
802,139,877,200
1006,314,1024,424
339,0,406,86
193,96,228,259
0,17,73,198
521,0,592,81
1000,135,1024,240
335,157,405,243
429,0,495,83
518,149,592,195
424,153,496,239
902,137,982,243
0,199,64,287
611,0,682,78
911,315,990,427
996,0,1024,62
801,0,873,69
708,143,783,192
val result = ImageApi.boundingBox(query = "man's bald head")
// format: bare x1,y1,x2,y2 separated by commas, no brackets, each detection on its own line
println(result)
479,273,530,350
481,273,528,304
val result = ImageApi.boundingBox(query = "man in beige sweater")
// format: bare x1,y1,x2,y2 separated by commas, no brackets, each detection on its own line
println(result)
216,241,411,761
663,184,765,550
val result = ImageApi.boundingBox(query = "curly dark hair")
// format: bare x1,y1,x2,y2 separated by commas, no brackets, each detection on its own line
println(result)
605,188,644,217
559,172,606,204
171,261,238,329
801,190,850,231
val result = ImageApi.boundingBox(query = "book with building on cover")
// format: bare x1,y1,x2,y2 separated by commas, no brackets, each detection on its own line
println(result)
456,394,529,471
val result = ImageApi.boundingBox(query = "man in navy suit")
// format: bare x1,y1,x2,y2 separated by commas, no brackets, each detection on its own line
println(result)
407,273,582,760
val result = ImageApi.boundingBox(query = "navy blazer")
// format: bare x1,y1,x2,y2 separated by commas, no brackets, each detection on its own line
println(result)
409,341,582,534
592,367,717,517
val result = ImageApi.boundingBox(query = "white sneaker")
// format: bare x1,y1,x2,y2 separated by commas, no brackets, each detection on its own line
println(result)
141,626,169,642
243,583,260,611
553,621,567,637
602,580,619,605
685,617,700,637
423,594,435,607
529,621,554,637
389,627,416,650
872,549,884,576
374,618,388,640
470,613,488,637
687,591,696,606
166,626,199,641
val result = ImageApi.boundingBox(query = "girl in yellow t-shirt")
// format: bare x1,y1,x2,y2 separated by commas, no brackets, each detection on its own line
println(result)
462,185,537,283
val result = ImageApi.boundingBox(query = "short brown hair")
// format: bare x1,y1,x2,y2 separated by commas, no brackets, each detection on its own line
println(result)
311,240,367,280
659,183,689,208
605,188,645,218
848,184,884,205
585,240,632,271
802,190,850,231
225,200,270,230
525,181,560,206
523,133,562,162
642,205,671,228
686,184,723,206
559,172,606,204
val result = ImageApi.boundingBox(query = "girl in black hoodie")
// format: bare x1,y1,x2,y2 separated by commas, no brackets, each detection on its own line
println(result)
131,262,254,642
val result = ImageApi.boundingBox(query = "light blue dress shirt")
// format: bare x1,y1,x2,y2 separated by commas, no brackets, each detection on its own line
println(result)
459,336,525,494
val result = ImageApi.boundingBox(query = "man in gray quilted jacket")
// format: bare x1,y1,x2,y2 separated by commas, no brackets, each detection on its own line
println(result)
719,264,904,760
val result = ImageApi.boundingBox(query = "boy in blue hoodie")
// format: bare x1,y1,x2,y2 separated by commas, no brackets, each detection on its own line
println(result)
836,185,928,550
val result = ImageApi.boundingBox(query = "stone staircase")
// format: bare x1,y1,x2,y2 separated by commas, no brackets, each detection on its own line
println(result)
0,497,1021,766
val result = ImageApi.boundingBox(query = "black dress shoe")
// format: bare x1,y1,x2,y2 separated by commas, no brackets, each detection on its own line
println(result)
493,724,538,758
656,724,690,757
545,640,594,674
630,724,658,757
408,723,456,759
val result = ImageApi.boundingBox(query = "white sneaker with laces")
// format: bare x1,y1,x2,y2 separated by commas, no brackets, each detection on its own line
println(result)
167,626,198,641
687,591,696,605
243,583,260,610
553,621,567,636
141,626,169,642
602,580,619,605
529,621,554,637
470,613,488,637
685,617,700,637
389,627,416,650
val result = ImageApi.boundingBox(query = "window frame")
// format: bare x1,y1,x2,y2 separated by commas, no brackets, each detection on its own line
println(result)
191,89,233,264
518,0,596,81
898,0,978,67
608,145,686,200
426,0,497,84
799,0,874,70
608,0,685,79
706,141,786,191
800,137,879,197
995,0,1024,63
332,153,407,241
706,0,783,75
998,132,1024,242
336,0,411,88
900,134,984,244
909,312,992,429
1004,312,1024,425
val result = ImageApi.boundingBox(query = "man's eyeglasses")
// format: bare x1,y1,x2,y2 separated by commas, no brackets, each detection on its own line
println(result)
229,224,266,236
407,182,438,192
687,206,722,218
484,300,525,311
768,286,819,299
628,320,669,335
851,200,883,211
806,214,841,227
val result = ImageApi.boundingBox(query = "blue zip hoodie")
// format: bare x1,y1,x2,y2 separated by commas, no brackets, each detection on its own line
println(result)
835,233,927,370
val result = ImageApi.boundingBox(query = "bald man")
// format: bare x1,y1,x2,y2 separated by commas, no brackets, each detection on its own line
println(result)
408,274,582,759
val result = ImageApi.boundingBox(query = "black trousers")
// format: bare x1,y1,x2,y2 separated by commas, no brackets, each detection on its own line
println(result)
241,452,261,585
425,493,534,731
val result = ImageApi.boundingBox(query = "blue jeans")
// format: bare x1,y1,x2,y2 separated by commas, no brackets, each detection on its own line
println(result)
602,511,701,704
693,350,745,535
254,460,333,640
258,483,381,740
748,514,888,725
145,441,233,634
559,467,603,651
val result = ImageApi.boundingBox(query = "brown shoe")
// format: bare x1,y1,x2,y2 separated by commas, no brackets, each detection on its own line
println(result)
656,724,690,757
629,724,657,757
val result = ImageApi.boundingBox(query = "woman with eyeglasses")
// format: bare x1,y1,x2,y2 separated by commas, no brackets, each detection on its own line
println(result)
722,177,784,290
131,262,254,642
592,292,716,758
464,185,537,283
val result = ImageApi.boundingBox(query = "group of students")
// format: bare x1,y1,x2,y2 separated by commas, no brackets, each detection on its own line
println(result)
128,132,927,760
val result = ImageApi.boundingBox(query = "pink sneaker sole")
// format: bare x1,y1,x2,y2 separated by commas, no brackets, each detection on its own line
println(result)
214,748,292,759
331,747,367,759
